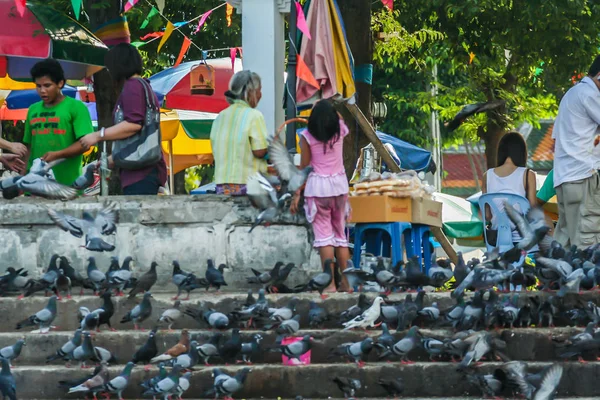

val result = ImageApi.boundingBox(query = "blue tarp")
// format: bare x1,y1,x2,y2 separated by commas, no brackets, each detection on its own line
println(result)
376,131,432,173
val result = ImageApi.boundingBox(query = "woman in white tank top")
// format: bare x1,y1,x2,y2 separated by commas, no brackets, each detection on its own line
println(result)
481,131,537,243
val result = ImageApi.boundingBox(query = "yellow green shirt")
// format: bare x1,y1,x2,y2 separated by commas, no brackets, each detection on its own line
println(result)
210,100,269,184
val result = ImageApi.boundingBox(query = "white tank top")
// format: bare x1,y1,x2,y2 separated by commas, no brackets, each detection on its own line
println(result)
486,167,527,242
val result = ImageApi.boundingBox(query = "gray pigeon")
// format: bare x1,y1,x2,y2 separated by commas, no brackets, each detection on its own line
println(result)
557,268,585,297
86,257,106,294
202,309,230,330
342,260,375,292
121,292,153,330
212,367,251,399
333,376,361,398
0,358,16,400
240,333,263,364
272,334,312,361
172,341,200,369
196,334,221,366
46,202,118,252
72,162,98,190
175,371,191,399
330,337,373,367
380,326,421,363
88,361,134,400
0,339,25,366
47,329,83,365
452,267,512,298
15,295,57,333
459,332,493,369
108,256,133,296
308,301,329,327
0,157,78,200
53,268,72,300
72,332,116,368
142,364,183,400
268,297,299,322
246,173,292,232
421,337,445,360
503,204,550,260
295,259,334,299
158,300,183,330
78,307,104,331
268,135,313,192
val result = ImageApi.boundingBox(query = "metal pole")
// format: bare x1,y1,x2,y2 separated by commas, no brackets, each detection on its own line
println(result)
100,141,108,196
430,64,442,191
168,141,174,195
285,0,298,153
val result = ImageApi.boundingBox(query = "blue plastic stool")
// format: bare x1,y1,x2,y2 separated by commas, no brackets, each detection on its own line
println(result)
411,224,432,274
353,222,413,270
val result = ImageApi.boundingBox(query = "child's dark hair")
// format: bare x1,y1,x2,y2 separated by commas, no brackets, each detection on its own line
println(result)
105,43,143,83
307,100,340,154
497,131,528,167
30,59,65,86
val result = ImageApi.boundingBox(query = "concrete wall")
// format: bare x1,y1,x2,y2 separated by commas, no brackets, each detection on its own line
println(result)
0,195,320,290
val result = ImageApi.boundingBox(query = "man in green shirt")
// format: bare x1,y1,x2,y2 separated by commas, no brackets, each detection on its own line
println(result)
20,59,93,185
537,169,556,206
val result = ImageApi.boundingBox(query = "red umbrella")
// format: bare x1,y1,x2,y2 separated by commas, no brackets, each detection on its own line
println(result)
0,0,108,79
149,58,242,113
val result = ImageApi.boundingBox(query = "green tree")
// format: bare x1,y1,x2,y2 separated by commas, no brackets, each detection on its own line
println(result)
372,0,600,167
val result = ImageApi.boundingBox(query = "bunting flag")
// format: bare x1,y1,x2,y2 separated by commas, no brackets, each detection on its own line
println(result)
295,2,311,40
140,31,164,41
156,0,165,13
131,41,146,48
140,7,159,29
157,22,175,53
124,0,140,13
14,0,26,17
381,0,393,11
194,10,212,34
226,4,234,27
297,54,319,89
71,0,82,20
468,52,475,64
175,37,192,67
230,48,237,70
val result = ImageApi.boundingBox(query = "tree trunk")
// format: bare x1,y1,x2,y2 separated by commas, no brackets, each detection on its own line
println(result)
174,171,186,194
84,0,125,194
337,0,373,177
483,121,504,169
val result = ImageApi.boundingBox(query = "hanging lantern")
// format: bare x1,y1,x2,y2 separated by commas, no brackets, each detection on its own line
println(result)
190,63,215,96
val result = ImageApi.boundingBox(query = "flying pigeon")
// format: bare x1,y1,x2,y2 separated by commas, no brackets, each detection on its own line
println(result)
246,173,292,232
445,100,504,132
72,162,99,190
268,135,313,193
46,202,118,252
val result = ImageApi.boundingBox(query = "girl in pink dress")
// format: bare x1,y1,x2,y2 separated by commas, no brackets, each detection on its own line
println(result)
292,100,351,292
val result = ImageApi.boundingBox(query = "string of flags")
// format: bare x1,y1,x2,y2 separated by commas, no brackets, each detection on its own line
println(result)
381,0,393,11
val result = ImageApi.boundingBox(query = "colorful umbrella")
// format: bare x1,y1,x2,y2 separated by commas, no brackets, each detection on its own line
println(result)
149,58,242,113
296,0,356,106
432,192,483,239
3,85,77,109
0,0,108,79
0,74,34,90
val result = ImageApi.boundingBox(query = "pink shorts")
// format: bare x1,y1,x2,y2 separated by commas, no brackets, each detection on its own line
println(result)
304,195,350,248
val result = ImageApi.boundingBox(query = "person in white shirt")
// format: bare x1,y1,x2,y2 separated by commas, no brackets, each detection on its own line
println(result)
553,56,600,248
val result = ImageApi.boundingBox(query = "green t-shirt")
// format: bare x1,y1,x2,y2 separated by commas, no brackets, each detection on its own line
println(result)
23,97,93,185
536,169,556,203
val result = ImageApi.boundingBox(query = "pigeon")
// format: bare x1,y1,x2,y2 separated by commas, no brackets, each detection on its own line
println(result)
557,268,586,297
142,364,183,400
151,329,190,363
374,323,395,354
308,301,329,327
171,340,200,369
342,260,374,292
21,254,59,298
120,292,153,330
71,332,116,368
96,291,116,331
141,362,167,390
418,302,440,322
0,358,16,400
132,328,159,371
445,100,504,131
343,296,384,330
206,260,228,292
246,262,282,286
174,272,208,301
86,257,107,294
380,326,421,363
53,268,72,300
174,371,191,400
72,162,98,190
268,135,313,193
270,334,312,362
267,297,299,322
378,377,404,398
58,256,92,296
211,367,251,400
246,173,292,232
536,257,573,280
67,362,110,398
158,301,183,330
0,267,29,296
330,337,374,367
105,257,120,281
196,333,221,366
341,293,371,322
16,295,57,333
333,376,361,399
47,328,83,365
270,262,296,292
184,308,230,330
421,336,445,360
0,339,25,366
78,307,104,332
171,261,189,288
531,363,563,400
0,157,78,199
265,314,301,341
459,332,494,369
295,259,334,299
46,202,118,252
88,361,135,400
464,368,506,398
109,256,134,296
451,267,513,298
128,262,158,299
219,329,242,363
239,333,263,364
428,259,454,287
503,205,550,261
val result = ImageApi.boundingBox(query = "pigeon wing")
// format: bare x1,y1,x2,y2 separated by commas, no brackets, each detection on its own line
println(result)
20,174,78,200
268,136,296,182
96,202,118,235
47,208,85,237
533,364,563,400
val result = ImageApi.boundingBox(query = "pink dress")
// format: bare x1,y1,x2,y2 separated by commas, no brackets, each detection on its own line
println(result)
302,119,350,248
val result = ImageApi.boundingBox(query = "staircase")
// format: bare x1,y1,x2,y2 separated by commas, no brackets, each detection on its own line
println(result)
0,291,595,399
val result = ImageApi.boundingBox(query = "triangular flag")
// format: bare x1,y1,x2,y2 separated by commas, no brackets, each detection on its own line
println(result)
295,2,311,40
226,4,234,27
381,0,393,11
140,32,164,41
14,0,26,17
236,47,243,59
71,0,82,20
156,0,165,13
140,7,159,29
297,54,319,89
131,41,146,48
173,21,188,28
174,37,192,67
194,10,212,34
124,0,139,13
157,22,175,54
230,48,237,71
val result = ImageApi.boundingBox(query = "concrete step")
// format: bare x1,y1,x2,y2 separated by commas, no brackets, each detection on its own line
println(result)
0,327,588,365
3,291,599,332
5,362,595,399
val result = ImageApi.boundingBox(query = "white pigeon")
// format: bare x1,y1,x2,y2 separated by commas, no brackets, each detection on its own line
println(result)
342,296,384,330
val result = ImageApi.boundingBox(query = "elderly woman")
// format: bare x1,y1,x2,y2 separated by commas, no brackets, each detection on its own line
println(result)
210,71,269,195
